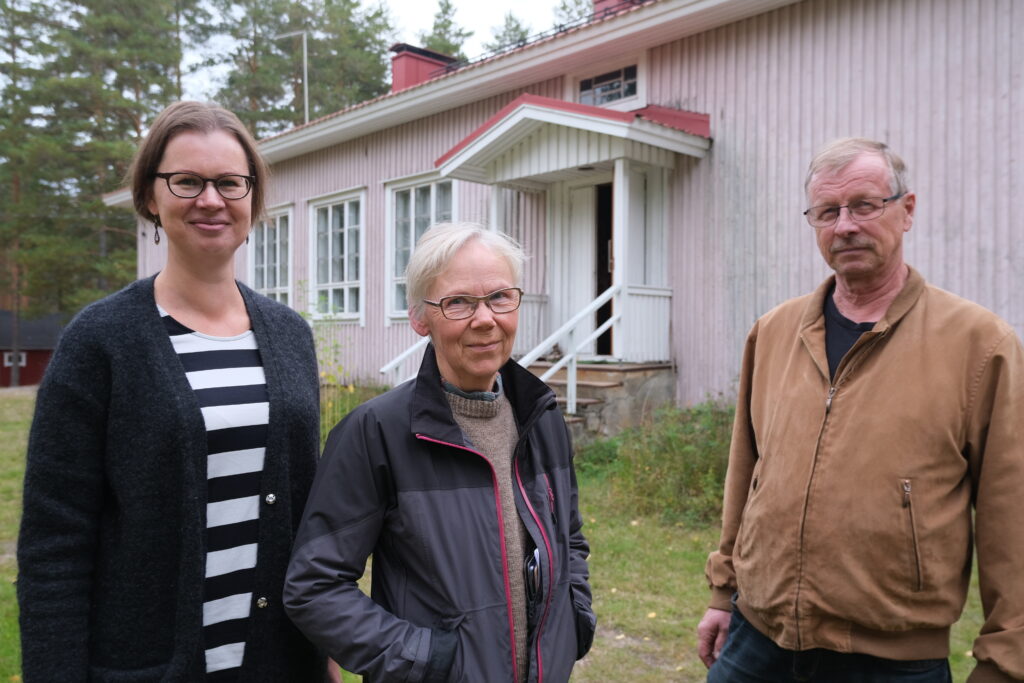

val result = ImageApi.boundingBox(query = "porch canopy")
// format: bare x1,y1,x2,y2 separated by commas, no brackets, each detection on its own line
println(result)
435,93,711,190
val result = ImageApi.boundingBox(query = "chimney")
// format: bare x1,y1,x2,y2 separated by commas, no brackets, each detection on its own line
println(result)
389,43,459,93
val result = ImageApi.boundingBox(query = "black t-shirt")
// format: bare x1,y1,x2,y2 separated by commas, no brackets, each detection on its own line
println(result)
824,287,875,381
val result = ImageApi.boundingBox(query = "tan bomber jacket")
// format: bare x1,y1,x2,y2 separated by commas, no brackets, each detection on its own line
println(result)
706,267,1024,681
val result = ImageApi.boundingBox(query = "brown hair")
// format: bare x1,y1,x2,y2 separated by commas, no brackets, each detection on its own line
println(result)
804,137,910,199
127,101,270,223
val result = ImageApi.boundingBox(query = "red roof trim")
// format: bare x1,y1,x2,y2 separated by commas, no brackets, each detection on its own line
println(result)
434,93,710,167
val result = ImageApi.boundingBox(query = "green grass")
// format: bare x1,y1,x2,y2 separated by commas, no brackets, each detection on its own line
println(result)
0,388,34,679
0,391,988,682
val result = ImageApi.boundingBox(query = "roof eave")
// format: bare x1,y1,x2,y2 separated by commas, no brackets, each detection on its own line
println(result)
261,0,798,164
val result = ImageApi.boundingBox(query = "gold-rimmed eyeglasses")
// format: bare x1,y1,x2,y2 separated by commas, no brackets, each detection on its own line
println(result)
423,287,524,320
803,193,905,229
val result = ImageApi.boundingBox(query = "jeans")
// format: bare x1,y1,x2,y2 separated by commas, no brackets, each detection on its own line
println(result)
707,602,952,683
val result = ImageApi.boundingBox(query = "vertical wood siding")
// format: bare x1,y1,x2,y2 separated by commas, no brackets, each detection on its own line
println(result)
265,77,563,384
651,0,1023,403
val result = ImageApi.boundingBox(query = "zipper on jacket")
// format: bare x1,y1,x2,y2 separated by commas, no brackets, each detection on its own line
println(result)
825,385,837,413
543,473,556,527
414,434,521,683
515,456,555,683
902,479,924,592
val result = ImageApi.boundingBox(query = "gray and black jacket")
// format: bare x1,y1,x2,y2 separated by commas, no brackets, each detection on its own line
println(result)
285,344,596,682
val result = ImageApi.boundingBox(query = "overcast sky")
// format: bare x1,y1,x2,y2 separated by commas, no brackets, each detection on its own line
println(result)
385,0,569,58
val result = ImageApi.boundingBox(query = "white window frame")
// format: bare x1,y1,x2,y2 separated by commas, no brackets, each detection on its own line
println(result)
307,187,366,324
384,173,458,324
4,351,26,367
248,204,293,306
564,52,647,112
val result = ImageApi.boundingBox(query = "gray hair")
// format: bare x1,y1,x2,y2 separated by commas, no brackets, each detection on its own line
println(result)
804,137,910,198
406,222,525,319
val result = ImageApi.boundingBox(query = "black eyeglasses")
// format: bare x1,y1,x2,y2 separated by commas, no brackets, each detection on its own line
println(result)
154,172,254,200
423,287,523,320
803,193,905,229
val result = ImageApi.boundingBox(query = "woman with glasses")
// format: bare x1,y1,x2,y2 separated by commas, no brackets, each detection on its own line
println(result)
285,222,596,682
18,101,327,681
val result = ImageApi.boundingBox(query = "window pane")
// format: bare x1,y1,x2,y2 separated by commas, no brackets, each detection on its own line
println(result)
267,223,277,288
317,208,329,284
333,288,344,314
348,200,359,228
332,205,344,282
317,290,328,314
624,65,637,80
279,216,289,283
395,190,411,277
280,292,288,306
624,81,637,98
348,227,359,283
436,181,452,223
349,287,359,313
594,69,620,85
415,186,431,242
395,283,407,311
254,224,265,289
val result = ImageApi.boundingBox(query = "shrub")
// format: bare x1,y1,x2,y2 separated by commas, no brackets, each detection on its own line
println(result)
615,400,734,525
319,384,387,448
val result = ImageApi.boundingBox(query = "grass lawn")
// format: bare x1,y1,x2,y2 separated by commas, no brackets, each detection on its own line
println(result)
0,389,987,681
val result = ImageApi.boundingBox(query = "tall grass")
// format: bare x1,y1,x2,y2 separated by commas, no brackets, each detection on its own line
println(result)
579,401,734,526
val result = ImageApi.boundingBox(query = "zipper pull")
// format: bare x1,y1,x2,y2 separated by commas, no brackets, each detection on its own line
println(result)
902,480,911,508
825,386,837,413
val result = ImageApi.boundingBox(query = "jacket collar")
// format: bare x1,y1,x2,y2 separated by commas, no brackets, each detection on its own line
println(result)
410,343,556,444
800,265,926,333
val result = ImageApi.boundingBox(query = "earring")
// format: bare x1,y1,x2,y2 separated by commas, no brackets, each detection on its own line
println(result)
153,216,162,245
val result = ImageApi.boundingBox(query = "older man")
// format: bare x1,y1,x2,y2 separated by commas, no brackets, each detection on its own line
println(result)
697,138,1024,682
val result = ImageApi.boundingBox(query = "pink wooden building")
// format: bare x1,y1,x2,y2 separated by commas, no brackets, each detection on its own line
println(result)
113,0,1024,406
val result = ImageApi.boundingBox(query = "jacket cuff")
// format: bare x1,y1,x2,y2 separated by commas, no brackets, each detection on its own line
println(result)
966,660,1020,683
709,586,734,612
423,628,457,683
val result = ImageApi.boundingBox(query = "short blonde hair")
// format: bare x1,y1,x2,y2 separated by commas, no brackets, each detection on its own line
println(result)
406,222,525,318
804,137,910,199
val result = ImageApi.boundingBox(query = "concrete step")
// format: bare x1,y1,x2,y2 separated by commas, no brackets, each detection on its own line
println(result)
554,396,604,407
544,379,623,390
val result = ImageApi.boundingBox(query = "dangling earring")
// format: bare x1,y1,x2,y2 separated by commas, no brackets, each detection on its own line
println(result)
153,216,162,245
246,231,250,245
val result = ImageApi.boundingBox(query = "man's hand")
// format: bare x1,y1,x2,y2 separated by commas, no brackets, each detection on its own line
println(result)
697,607,732,668
325,658,343,683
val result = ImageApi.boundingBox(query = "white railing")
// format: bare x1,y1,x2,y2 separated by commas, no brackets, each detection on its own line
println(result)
517,284,621,414
379,336,429,387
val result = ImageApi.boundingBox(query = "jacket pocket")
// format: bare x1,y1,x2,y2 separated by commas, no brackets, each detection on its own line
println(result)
569,585,596,660
901,478,924,592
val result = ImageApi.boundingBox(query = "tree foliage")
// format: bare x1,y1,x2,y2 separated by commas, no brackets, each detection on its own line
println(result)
482,12,530,54
418,0,472,60
553,0,591,27
208,0,393,137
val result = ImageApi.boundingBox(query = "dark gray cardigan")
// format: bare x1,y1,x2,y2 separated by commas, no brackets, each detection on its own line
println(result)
17,276,324,682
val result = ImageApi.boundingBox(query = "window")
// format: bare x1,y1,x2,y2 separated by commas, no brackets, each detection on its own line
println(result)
311,193,363,318
578,65,637,106
390,179,453,314
3,351,26,367
251,211,291,305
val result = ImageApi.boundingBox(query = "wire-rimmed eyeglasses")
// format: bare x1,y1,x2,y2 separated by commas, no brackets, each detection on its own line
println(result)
423,287,524,320
803,193,905,229
154,172,255,200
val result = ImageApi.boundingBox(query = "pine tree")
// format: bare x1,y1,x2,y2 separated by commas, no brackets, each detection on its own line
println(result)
208,0,394,137
553,0,591,27
4,0,184,316
483,12,530,53
418,0,472,60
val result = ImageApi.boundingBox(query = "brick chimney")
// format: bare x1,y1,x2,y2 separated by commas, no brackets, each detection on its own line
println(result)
389,43,458,93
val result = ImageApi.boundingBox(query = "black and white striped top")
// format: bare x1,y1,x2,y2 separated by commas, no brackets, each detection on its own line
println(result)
160,308,268,680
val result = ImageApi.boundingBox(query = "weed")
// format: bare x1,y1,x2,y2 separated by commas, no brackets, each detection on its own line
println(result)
614,401,734,526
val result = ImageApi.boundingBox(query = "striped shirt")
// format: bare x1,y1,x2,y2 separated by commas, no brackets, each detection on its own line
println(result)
160,308,268,681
